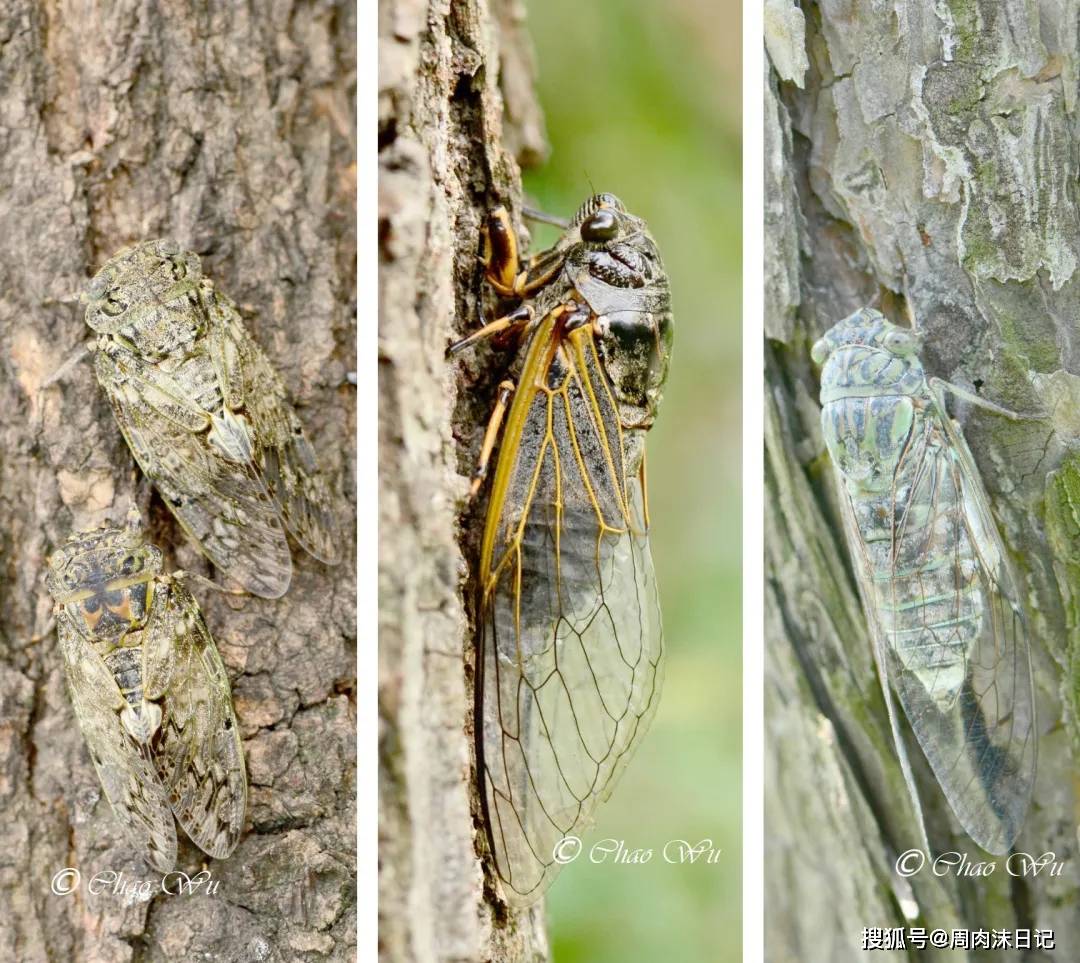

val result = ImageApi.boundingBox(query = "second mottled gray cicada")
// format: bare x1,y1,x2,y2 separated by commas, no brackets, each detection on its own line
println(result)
46,510,247,873
450,193,673,905
81,240,342,599
812,307,1036,854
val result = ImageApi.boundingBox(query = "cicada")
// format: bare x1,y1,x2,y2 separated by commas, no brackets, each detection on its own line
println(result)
81,240,342,599
46,509,247,873
450,194,673,904
811,306,1036,853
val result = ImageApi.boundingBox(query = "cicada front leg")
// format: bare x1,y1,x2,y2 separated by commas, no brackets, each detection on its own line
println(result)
481,206,566,298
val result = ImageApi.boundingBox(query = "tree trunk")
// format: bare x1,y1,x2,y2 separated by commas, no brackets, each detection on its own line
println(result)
0,2,356,960
765,2,1080,960
378,1,549,960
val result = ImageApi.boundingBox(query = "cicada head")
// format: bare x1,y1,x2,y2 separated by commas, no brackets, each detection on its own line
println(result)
812,308,930,492
812,307,927,404
46,511,162,638
564,194,674,427
83,239,204,357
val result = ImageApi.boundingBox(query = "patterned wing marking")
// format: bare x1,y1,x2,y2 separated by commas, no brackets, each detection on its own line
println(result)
95,346,293,598
478,319,664,905
143,577,247,859
208,290,343,564
57,612,177,873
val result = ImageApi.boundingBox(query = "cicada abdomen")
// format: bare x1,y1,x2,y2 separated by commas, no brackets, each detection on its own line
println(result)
812,307,1035,854
46,509,247,872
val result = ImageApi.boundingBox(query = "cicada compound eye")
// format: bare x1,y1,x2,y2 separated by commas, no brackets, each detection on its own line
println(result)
883,329,920,356
86,274,110,302
580,208,619,243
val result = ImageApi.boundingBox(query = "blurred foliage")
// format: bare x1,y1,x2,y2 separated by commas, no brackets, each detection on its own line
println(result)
520,0,741,960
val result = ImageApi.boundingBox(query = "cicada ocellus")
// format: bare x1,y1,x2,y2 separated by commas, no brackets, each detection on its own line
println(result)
812,307,1036,853
46,509,247,872
81,240,343,599
451,193,673,904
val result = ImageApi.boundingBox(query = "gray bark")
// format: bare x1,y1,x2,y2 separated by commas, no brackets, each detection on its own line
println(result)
378,1,548,960
0,2,356,960
765,2,1080,961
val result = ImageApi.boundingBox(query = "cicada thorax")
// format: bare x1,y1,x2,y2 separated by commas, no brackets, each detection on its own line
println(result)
85,240,205,357
48,523,166,743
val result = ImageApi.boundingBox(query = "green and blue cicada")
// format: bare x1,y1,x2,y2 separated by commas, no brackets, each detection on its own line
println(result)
451,193,673,905
46,509,247,873
812,306,1036,854
81,241,343,599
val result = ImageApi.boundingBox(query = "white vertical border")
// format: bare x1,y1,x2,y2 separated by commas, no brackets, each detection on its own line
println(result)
742,1,765,961
359,0,376,959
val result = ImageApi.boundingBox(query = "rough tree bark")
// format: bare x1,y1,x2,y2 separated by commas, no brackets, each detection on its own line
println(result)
378,1,551,960
0,2,356,960
765,2,1080,961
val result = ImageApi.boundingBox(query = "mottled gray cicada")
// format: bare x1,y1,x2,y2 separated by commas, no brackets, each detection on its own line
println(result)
450,193,673,904
82,240,342,599
812,307,1036,854
46,509,247,873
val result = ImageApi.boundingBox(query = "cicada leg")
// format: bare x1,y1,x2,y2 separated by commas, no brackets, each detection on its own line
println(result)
446,304,533,357
482,206,522,294
928,377,1037,422
469,379,515,497
482,206,566,297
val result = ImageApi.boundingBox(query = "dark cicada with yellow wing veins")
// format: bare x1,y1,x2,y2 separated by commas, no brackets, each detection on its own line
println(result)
451,194,673,905
46,509,247,873
82,240,342,599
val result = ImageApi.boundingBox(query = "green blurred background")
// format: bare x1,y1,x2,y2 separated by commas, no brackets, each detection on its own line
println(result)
521,1,741,960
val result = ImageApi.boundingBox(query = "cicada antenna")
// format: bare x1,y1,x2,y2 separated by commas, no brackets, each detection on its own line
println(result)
521,206,570,230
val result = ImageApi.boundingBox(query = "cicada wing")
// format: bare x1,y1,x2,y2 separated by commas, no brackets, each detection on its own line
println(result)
57,612,177,873
477,323,664,906
95,348,293,598
878,417,1035,853
208,291,343,565
143,577,247,859
834,464,931,853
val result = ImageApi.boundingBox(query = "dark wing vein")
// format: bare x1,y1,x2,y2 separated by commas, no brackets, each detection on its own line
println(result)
144,578,247,859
